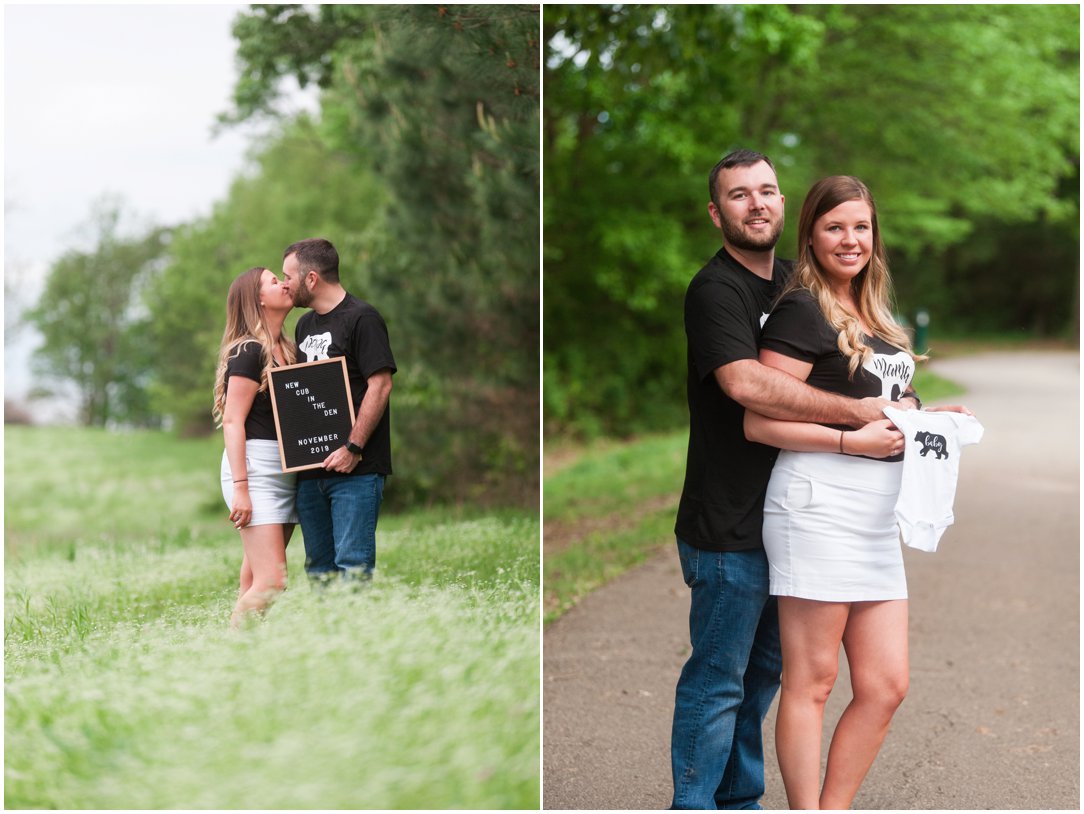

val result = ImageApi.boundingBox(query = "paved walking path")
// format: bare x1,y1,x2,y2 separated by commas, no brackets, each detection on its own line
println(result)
543,351,1079,810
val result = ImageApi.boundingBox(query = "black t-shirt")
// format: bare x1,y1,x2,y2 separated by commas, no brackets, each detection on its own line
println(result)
225,341,278,441
759,289,915,461
295,293,397,478
675,248,793,553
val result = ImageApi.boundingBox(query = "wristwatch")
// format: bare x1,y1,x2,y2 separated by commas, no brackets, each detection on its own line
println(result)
902,391,923,411
346,441,364,457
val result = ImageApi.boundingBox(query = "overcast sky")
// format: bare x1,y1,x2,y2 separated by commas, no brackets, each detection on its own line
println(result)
3,3,317,414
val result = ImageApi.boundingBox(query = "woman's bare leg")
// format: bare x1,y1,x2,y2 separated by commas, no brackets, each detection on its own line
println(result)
230,524,288,627
775,597,850,809
820,600,909,809
239,554,253,596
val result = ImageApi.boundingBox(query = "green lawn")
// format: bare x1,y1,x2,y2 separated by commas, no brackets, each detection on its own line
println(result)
911,367,966,403
5,426,539,809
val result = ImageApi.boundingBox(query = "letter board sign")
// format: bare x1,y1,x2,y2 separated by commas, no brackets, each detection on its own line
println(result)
268,357,357,473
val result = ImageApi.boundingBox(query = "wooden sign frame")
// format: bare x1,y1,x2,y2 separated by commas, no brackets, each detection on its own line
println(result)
268,357,357,473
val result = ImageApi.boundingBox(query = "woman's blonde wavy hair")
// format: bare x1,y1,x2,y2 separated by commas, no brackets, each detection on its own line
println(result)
782,175,925,379
212,267,296,427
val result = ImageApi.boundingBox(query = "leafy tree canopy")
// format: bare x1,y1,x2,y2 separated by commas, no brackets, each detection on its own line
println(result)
142,4,541,507
544,3,1079,436
28,197,169,428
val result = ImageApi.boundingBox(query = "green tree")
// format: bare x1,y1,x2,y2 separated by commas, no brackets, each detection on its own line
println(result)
144,117,386,435
146,4,540,506
218,4,541,505
543,4,1079,437
27,197,169,428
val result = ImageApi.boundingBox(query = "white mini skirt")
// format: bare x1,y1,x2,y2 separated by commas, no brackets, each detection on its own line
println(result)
763,451,905,602
220,439,298,527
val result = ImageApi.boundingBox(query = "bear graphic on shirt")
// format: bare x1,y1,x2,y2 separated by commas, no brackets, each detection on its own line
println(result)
299,332,333,363
915,430,949,460
863,351,914,401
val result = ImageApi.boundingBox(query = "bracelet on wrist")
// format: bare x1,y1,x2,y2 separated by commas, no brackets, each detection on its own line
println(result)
233,478,248,483
839,431,846,455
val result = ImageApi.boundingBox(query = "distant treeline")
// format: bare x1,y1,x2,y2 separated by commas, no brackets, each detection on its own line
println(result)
544,4,1079,437
28,5,540,509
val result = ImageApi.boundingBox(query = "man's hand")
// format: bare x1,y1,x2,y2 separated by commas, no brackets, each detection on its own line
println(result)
854,396,975,429
927,404,975,416
323,445,362,474
850,397,894,427
898,394,921,411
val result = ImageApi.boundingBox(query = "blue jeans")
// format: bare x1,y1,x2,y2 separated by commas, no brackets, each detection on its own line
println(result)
671,539,782,810
296,474,385,580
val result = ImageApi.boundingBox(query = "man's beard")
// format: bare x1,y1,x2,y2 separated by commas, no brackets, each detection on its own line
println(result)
291,284,314,307
721,215,784,252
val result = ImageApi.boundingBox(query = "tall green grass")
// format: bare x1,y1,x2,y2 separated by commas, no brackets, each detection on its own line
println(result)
5,427,539,809
544,433,685,623
5,426,227,561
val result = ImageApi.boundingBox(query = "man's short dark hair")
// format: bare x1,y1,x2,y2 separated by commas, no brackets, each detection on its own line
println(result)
284,238,340,283
708,149,776,209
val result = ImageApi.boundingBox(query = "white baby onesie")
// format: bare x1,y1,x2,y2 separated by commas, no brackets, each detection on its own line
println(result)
882,406,985,552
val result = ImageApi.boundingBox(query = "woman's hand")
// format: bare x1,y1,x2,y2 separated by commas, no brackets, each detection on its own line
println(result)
230,483,253,529
843,419,905,459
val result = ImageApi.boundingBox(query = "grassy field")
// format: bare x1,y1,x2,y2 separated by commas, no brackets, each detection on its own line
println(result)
543,367,966,623
5,426,539,809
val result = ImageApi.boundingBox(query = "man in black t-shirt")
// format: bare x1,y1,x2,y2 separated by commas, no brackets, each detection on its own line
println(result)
282,238,396,583
670,151,910,809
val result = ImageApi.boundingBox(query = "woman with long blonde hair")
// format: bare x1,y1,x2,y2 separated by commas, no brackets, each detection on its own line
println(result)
213,266,297,627
744,176,968,808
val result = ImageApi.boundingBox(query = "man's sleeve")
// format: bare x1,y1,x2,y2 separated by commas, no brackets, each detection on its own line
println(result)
352,311,397,380
685,280,758,383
